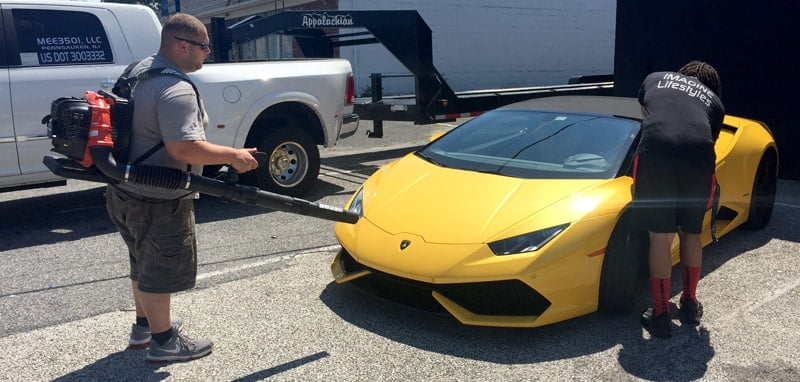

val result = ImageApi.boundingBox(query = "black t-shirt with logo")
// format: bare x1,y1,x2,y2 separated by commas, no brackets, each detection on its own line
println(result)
636,71,725,172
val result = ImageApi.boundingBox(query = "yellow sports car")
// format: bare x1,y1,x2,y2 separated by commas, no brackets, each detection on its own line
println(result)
331,96,778,327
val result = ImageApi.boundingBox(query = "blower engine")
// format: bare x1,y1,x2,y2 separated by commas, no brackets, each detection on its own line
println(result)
46,91,116,168
42,90,359,224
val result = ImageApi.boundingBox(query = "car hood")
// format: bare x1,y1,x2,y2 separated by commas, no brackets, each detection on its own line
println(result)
364,154,606,244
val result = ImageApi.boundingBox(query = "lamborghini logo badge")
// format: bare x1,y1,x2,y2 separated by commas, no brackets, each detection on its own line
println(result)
400,240,411,250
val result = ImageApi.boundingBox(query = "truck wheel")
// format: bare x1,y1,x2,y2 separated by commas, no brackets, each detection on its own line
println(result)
247,127,320,197
743,152,777,230
598,215,646,314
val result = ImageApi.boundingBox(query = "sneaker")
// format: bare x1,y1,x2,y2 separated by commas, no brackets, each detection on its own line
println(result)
641,307,672,338
128,319,184,349
678,298,704,325
146,331,213,363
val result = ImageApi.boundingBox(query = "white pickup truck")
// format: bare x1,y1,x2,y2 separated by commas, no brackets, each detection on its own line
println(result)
0,0,358,196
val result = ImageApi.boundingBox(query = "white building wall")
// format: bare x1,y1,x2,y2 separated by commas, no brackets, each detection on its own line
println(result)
338,0,616,96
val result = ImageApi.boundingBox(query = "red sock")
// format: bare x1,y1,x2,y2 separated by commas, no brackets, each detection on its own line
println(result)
650,278,670,316
681,265,701,302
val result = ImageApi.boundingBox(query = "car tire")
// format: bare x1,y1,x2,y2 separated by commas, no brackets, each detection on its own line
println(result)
743,151,778,230
244,127,320,197
598,214,647,314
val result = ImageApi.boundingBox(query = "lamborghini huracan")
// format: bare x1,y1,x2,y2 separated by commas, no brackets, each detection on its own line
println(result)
331,96,778,328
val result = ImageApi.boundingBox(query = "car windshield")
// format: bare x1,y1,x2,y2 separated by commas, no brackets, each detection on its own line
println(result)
417,109,640,179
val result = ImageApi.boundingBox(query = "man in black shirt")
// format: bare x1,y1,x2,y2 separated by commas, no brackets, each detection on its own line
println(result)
634,61,725,338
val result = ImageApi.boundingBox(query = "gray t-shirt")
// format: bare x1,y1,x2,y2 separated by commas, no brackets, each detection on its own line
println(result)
117,54,208,199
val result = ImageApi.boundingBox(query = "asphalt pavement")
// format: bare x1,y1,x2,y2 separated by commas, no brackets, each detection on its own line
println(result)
1,120,799,381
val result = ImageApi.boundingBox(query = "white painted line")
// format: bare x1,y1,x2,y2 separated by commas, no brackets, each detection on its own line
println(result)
715,264,800,327
196,245,341,281
319,168,364,176
775,202,800,209
740,275,800,315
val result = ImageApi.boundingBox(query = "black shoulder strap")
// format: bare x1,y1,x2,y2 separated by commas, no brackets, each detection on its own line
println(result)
111,61,141,98
130,142,164,165
116,63,203,166
115,65,201,103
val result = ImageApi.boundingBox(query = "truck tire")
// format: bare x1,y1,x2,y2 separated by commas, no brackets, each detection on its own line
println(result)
743,151,777,230
598,214,646,314
247,127,320,197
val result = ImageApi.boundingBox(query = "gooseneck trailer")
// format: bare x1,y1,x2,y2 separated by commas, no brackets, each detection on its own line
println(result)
210,10,613,137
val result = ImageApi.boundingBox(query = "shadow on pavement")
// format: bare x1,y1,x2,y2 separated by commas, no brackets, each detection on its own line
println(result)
51,349,170,382
230,352,329,382
320,279,628,363
0,186,269,252
317,214,786,378
320,145,423,177
320,280,714,377
0,178,350,252
618,324,714,381
49,349,329,382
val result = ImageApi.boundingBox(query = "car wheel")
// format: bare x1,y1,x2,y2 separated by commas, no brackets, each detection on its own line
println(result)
743,151,778,230
245,127,320,197
598,214,647,314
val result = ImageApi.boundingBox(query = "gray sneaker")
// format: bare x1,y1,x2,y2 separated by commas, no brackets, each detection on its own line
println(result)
128,319,184,349
146,331,213,363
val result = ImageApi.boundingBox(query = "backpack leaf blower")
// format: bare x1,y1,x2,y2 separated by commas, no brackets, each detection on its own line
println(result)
42,90,359,224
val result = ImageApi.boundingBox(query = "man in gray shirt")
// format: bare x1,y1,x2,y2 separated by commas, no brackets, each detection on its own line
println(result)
106,13,258,363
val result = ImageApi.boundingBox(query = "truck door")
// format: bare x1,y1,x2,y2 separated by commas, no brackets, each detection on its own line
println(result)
5,5,133,177
0,7,20,178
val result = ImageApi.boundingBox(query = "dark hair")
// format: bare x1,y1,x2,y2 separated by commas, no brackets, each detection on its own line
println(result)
161,13,206,45
678,61,722,96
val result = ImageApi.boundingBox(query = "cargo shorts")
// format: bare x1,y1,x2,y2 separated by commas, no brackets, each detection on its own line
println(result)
105,186,197,293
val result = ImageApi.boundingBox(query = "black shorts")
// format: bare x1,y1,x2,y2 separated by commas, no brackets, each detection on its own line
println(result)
632,153,716,234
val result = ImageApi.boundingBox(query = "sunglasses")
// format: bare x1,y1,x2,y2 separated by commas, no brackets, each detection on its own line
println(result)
174,36,211,50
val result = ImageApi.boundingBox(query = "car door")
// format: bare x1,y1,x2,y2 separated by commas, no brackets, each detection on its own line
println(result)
5,4,133,177
0,7,20,178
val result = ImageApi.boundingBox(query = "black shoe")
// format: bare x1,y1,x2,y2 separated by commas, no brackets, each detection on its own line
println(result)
641,307,672,338
678,298,703,325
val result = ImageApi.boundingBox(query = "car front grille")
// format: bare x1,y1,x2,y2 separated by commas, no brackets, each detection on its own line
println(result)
339,249,551,316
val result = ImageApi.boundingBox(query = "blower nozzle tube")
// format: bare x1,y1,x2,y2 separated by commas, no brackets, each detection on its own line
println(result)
85,146,359,224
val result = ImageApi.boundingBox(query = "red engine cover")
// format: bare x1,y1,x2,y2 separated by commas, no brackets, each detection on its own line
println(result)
77,91,115,167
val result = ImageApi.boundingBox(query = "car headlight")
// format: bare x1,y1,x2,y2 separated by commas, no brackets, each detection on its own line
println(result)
347,188,364,217
488,223,570,255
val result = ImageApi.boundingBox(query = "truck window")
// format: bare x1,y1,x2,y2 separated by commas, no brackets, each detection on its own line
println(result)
0,14,7,67
12,9,113,66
